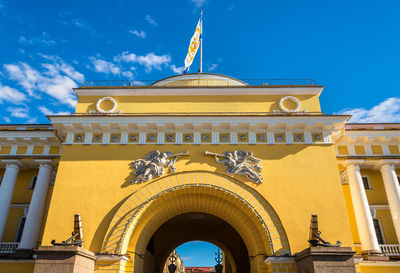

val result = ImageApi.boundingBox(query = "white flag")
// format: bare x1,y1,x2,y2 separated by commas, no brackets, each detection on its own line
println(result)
183,18,202,73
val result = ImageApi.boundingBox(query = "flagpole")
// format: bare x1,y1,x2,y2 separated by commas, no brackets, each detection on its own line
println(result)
199,9,203,73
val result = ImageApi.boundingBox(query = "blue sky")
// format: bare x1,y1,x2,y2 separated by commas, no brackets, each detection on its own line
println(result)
1,0,400,124
176,241,220,267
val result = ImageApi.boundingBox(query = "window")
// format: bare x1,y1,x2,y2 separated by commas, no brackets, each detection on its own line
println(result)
14,216,26,242
362,176,371,190
28,176,37,190
373,218,385,244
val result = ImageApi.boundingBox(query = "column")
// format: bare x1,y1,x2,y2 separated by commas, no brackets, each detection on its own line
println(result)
380,161,400,243
0,160,20,241
19,161,52,249
345,161,381,255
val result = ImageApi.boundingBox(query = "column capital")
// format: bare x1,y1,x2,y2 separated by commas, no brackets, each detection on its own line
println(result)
35,159,54,170
343,159,364,168
380,159,400,169
1,159,23,169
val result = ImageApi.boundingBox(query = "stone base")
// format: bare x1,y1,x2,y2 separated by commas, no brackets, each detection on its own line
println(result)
362,254,389,261
295,247,356,273
34,246,96,273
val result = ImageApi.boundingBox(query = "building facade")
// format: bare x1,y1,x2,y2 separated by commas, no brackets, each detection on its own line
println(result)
0,73,399,273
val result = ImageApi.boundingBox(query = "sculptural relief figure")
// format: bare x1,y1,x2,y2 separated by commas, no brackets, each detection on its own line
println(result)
131,150,189,184
205,150,263,183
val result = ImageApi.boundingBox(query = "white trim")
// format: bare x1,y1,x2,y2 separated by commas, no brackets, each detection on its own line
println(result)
372,218,386,244
10,145,17,155
361,175,372,190
10,204,30,208
28,176,37,190
304,131,312,144
279,96,301,112
365,145,373,155
43,145,50,155
176,132,183,145
102,132,110,144
249,132,256,145
382,144,390,155
286,132,293,144
96,97,118,113
370,205,390,210
14,215,26,242
84,132,92,145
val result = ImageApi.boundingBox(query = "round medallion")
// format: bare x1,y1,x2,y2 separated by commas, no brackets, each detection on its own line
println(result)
96,97,118,114
279,96,301,112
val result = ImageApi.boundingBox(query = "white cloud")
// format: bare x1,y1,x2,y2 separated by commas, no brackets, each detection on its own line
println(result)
40,54,84,82
170,65,185,74
0,83,26,104
336,97,400,123
89,57,133,78
18,32,55,46
208,63,218,71
191,0,207,8
57,13,97,35
26,117,38,124
38,106,70,116
129,29,146,38
3,117,10,123
145,15,157,26
4,55,83,107
71,18,97,35
7,107,29,118
115,52,171,72
90,57,121,75
181,256,192,261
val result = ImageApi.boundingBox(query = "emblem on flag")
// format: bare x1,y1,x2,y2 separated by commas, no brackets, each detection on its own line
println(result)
183,17,202,73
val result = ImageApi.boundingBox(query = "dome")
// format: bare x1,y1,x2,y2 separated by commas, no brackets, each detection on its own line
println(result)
151,73,247,87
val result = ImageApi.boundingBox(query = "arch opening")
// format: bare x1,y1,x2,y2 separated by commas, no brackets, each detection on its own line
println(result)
101,171,290,273
149,213,249,273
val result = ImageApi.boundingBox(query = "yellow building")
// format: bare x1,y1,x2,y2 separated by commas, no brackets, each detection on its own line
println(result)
0,73,399,273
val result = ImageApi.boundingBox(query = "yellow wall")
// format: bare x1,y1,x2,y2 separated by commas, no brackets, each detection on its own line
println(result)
337,146,349,155
360,265,400,273
75,94,321,113
0,145,11,154
32,146,44,155
341,183,361,253
376,209,399,244
11,169,35,204
0,262,34,273
360,169,388,205
41,143,353,255
2,207,24,242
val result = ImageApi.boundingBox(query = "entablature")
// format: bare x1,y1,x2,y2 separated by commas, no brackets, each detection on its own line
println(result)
49,114,348,145
336,128,400,158
337,158,400,170
0,126,61,158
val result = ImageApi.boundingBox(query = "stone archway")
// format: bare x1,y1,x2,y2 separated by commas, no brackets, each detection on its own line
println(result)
101,171,290,273
154,213,243,273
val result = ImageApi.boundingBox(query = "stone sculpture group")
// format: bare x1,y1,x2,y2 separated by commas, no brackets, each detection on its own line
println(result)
131,149,263,184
